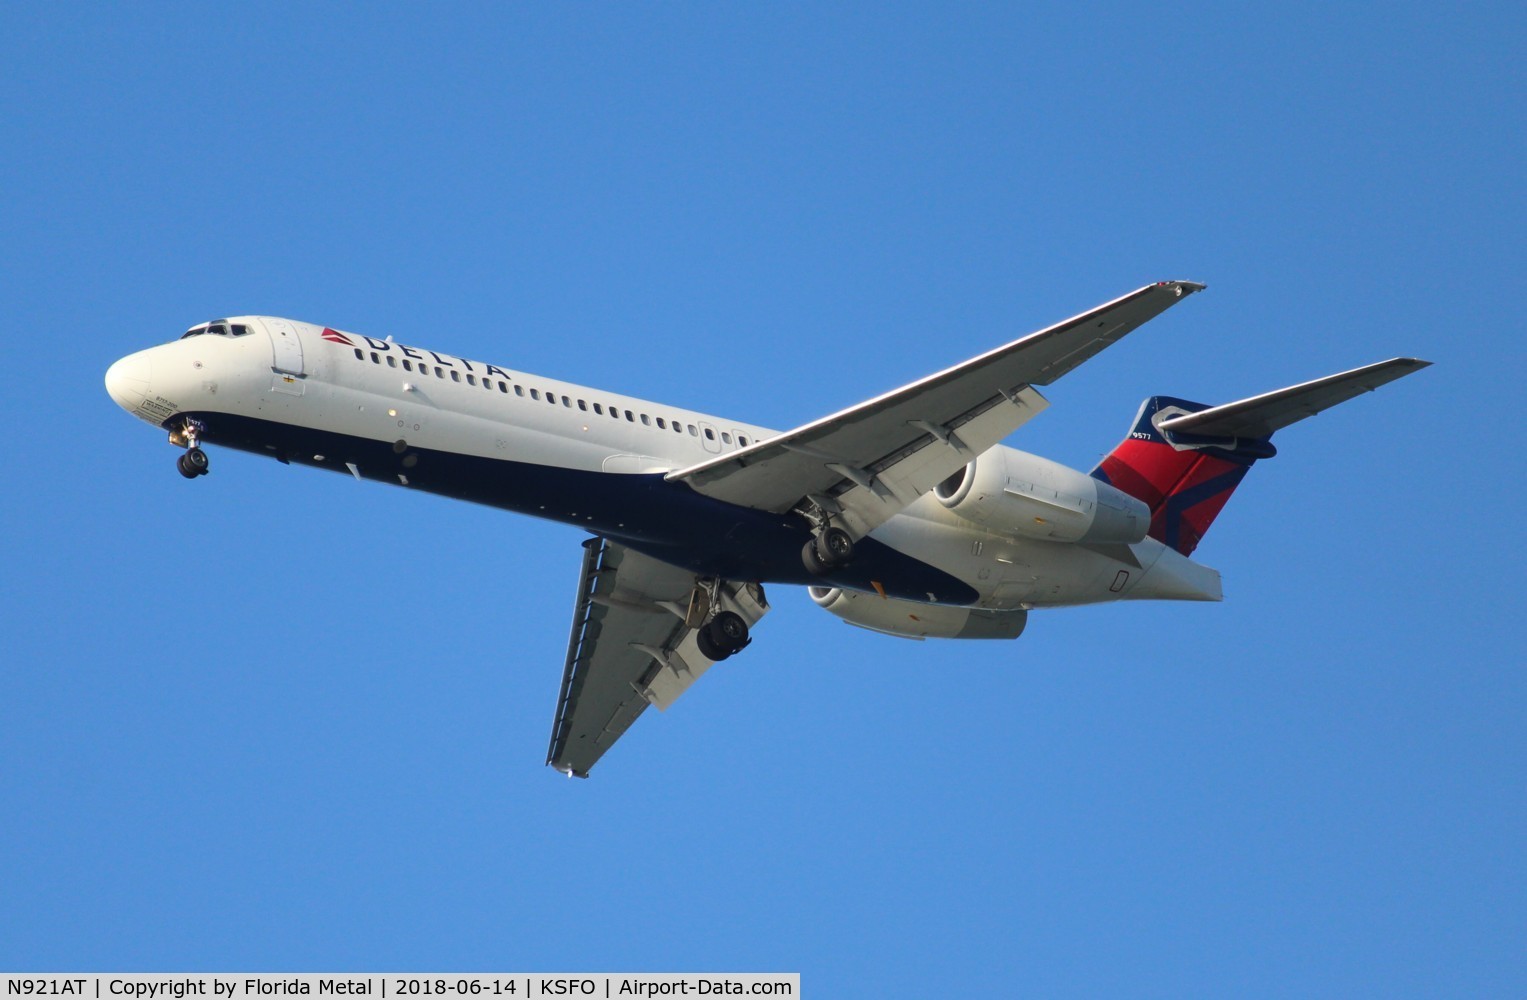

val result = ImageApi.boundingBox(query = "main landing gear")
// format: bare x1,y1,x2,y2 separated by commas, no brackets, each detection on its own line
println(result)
802,525,855,576
170,420,209,479
695,610,750,662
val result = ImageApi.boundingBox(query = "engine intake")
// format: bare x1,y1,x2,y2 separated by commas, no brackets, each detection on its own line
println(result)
809,587,1027,640
934,446,1149,545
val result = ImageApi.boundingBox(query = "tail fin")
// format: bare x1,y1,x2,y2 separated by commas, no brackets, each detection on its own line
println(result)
1092,397,1272,556
1091,358,1431,557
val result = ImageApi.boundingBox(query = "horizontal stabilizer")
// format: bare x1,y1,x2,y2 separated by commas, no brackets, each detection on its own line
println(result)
1157,358,1431,439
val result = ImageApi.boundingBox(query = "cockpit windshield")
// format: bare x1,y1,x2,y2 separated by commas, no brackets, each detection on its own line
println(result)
181,320,254,340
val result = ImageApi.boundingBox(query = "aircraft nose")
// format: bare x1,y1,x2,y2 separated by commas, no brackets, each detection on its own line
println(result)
105,351,152,413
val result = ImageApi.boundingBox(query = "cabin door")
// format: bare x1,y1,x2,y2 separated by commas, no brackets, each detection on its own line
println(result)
261,318,306,377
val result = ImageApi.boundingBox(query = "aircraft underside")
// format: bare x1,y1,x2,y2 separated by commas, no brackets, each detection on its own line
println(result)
181,409,981,605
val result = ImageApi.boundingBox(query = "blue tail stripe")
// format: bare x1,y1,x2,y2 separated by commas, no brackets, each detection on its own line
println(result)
1159,467,1250,551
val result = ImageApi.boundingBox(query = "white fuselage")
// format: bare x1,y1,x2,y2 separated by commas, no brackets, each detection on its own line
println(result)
106,316,1221,613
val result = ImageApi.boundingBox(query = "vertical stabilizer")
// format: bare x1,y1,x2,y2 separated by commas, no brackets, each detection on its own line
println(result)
1092,396,1275,557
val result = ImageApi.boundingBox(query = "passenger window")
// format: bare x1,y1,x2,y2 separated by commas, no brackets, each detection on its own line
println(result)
688,425,698,436
530,389,540,400
547,394,557,405
370,352,381,363
515,385,525,396
656,417,666,429
738,436,749,446
625,410,635,422
387,356,397,368
353,349,364,360
578,400,587,411
402,359,413,372
722,432,732,444
451,370,461,382
593,403,603,415
640,414,651,426
704,428,715,440
466,374,476,386
435,367,444,378
562,396,572,407
499,381,509,393
674,423,683,433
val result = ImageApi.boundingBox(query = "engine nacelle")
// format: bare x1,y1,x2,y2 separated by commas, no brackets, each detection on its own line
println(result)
934,446,1149,545
809,587,1027,640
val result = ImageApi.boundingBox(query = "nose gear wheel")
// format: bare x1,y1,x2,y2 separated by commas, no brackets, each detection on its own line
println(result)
177,446,209,479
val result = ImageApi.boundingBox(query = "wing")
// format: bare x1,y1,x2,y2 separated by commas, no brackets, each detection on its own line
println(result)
1156,358,1432,438
666,280,1206,539
546,537,769,778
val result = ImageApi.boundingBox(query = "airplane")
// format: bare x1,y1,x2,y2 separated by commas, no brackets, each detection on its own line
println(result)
105,281,1429,777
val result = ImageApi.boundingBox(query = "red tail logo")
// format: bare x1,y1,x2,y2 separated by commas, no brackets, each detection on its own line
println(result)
1092,397,1272,556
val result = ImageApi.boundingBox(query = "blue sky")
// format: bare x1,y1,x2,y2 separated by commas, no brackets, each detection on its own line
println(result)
1,3,1522,995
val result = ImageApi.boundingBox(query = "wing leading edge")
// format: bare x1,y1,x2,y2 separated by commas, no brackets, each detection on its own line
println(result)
547,537,769,778
666,281,1206,539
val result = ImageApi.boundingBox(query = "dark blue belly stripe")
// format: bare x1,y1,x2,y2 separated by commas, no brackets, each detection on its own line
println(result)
181,410,979,605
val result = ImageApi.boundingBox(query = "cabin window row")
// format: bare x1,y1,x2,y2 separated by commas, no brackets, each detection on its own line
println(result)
352,347,750,447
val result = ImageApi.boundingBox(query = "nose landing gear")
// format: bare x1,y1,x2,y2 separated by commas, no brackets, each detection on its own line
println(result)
170,419,209,479
176,447,209,479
